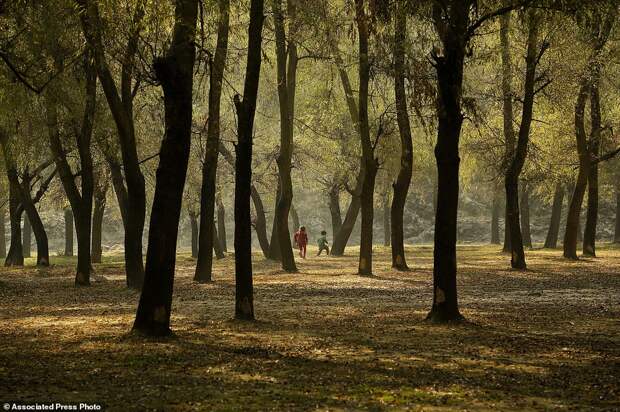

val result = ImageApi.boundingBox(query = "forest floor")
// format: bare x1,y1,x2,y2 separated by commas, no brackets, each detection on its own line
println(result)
1,244,619,411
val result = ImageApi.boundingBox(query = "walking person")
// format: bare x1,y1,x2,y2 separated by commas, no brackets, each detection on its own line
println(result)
317,230,330,256
294,226,308,259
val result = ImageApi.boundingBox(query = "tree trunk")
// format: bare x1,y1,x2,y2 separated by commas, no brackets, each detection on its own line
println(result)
133,0,198,336
233,0,264,321
267,183,281,261
564,80,591,259
614,182,620,243
5,182,23,266
0,204,5,259
77,0,146,289
426,1,471,322
544,182,564,248
491,186,501,245
520,182,532,249
212,222,225,259
189,211,198,258
91,179,106,264
583,80,601,257
22,215,31,258
500,10,515,254
290,203,299,234
391,2,412,270
64,208,74,257
383,191,390,247
328,185,342,237
217,194,227,252
195,0,229,283
505,10,540,270
272,0,298,272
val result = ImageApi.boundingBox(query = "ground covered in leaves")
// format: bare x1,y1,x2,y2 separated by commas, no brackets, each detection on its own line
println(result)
1,244,619,411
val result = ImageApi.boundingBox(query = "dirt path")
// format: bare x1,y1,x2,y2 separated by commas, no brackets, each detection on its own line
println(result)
1,245,619,411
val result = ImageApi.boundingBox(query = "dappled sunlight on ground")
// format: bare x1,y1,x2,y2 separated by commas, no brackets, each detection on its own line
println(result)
1,244,619,410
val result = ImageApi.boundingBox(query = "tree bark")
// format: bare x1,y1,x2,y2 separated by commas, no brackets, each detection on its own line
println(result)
391,2,412,270
91,178,107,264
290,203,299,234
505,9,540,270
272,0,298,272
233,0,264,321
76,0,146,289
520,182,532,249
5,182,23,266
328,185,342,237
583,79,601,257
195,0,229,283
0,204,5,259
544,183,564,249
22,215,31,258
500,11,515,254
383,191,390,247
189,211,198,258
217,194,227,252
267,183,281,261
491,186,501,245
133,0,198,336
64,208,74,257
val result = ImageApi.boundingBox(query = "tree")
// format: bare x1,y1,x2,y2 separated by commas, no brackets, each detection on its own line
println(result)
272,0,298,272
76,0,147,289
544,182,564,248
391,0,413,271
194,0,230,283
133,0,198,336
233,0,264,321
91,171,108,264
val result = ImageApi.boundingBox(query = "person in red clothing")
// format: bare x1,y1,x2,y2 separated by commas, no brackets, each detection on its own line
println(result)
293,226,308,259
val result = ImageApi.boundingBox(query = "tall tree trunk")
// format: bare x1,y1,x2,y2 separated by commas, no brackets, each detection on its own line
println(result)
520,182,532,249
583,80,601,257
233,0,264,321
91,179,107,264
133,0,198,336
426,1,471,322
272,0,298,272
189,211,198,258
217,194,227,252
195,0,229,283
500,11,515,254
491,186,501,245
267,183,281,261
544,183,564,249
355,0,378,277
64,208,74,257
212,222,225,259
0,204,5,259
505,10,540,270
5,183,23,266
77,0,146,289
22,215,31,258
328,185,343,237
391,2,412,269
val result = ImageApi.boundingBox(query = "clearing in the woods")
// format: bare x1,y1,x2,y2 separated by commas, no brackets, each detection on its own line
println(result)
1,244,619,411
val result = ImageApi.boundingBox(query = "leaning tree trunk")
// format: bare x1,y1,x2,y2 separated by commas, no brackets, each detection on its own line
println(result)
505,10,539,270
544,182,564,248
64,208,74,257
272,0,298,272
233,0,264,321
328,185,343,237
133,0,198,336
217,195,227,252
23,215,31,258
195,0,229,283
520,183,532,249
391,3,413,270
583,80,601,257
500,11,516,254
383,192,390,247
5,183,23,266
290,203,300,233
